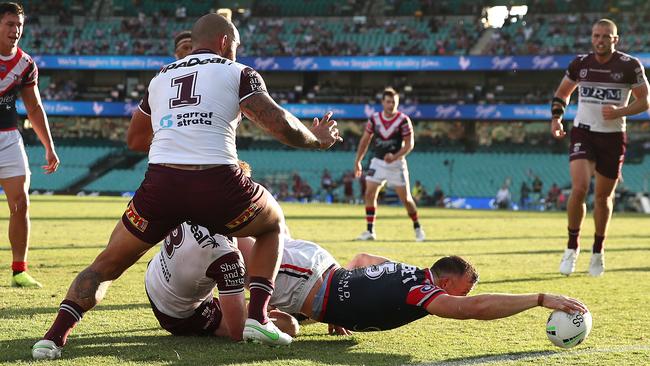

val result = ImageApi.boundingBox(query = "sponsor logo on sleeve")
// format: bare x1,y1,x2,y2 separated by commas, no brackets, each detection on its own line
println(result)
125,201,148,232
225,202,260,229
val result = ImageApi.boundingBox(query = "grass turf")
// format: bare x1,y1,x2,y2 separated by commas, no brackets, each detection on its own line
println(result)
0,196,649,365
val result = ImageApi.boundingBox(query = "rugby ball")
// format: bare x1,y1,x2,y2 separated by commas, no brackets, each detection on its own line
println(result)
546,310,592,348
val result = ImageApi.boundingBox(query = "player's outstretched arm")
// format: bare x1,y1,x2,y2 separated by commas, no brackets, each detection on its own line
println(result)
240,93,341,150
550,76,577,139
127,108,153,152
219,293,247,341
20,85,59,174
426,293,587,321
353,131,372,177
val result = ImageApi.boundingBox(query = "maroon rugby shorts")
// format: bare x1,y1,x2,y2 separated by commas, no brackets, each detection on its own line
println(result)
569,126,626,180
147,294,222,336
122,164,267,244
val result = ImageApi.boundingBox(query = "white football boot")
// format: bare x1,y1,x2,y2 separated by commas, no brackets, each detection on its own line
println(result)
32,339,62,360
589,252,605,277
559,248,579,276
355,230,376,241
243,318,292,346
415,227,426,242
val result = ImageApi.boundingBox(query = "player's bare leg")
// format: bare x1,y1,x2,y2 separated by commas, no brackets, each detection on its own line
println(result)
394,184,425,242
1,175,40,288
357,181,381,240
589,171,617,276
33,221,153,359
229,189,291,345
560,159,595,275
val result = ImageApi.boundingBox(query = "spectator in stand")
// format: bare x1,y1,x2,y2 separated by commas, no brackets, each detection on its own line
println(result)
432,184,445,207
341,170,355,204
495,184,511,210
320,168,334,202
546,183,562,211
292,172,303,200
411,180,427,206
520,181,531,210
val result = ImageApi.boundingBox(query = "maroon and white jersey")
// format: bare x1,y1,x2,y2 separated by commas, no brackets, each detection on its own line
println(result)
139,49,267,165
271,238,339,314
0,48,38,130
566,51,648,132
365,111,412,159
145,222,245,318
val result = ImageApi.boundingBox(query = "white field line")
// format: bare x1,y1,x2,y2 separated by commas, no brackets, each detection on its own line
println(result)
412,345,650,366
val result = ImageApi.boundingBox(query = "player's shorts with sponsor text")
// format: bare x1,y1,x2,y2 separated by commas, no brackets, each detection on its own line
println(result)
569,126,626,180
0,129,30,179
122,163,267,244
147,291,222,336
365,157,409,187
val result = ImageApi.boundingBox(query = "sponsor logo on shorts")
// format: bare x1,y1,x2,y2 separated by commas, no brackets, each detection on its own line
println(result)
225,203,260,229
125,201,149,232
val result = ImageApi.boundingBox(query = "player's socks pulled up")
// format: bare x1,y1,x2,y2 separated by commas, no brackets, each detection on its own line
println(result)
248,276,273,324
43,300,85,347
567,227,580,249
365,206,376,233
592,234,605,253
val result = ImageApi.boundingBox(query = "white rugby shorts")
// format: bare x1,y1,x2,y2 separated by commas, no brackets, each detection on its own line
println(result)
365,157,409,188
0,129,30,179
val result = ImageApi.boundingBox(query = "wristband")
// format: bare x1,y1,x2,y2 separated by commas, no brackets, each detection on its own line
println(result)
551,97,566,118
537,293,545,306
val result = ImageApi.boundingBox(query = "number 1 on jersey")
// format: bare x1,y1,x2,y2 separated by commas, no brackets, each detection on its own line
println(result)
169,72,201,109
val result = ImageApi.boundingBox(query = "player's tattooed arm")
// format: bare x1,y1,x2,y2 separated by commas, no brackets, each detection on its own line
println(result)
241,93,321,149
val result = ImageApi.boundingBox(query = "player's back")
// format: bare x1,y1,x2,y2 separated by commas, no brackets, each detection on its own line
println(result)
142,50,266,165
145,222,244,318
271,238,339,314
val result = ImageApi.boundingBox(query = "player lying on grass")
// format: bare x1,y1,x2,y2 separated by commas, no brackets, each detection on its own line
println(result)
143,222,297,339
143,221,587,337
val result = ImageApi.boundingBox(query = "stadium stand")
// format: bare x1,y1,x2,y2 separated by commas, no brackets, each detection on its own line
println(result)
24,146,120,192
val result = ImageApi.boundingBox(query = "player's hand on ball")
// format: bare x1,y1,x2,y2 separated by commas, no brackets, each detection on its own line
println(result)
550,118,566,139
311,111,343,149
541,294,588,314
328,324,353,336
602,105,620,120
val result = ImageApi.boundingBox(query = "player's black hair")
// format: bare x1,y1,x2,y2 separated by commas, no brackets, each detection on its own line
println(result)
174,30,192,49
382,87,399,99
431,256,479,284
0,2,24,19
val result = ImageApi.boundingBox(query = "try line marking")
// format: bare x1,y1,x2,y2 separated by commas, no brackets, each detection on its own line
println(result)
412,345,650,366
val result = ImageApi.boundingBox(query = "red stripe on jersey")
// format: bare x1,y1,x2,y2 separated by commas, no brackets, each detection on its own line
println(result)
0,48,23,80
378,111,401,131
0,127,17,131
406,284,446,308
0,62,34,96
280,264,313,275
318,267,338,321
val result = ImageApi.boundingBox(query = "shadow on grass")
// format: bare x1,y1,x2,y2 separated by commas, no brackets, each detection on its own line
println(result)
0,303,151,319
0,335,412,365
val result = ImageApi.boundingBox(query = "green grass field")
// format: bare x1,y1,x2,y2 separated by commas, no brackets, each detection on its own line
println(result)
1,196,649,365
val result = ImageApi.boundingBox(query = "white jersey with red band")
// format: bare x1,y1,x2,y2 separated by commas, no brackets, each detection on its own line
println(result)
139,50,267,165
566,51,648,132
145,222,245,318
271,238,340,314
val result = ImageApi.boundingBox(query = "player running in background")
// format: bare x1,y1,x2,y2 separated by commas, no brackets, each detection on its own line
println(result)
33,13,341,359
551,19,649,277
0,2,59,288
353,88,424,242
